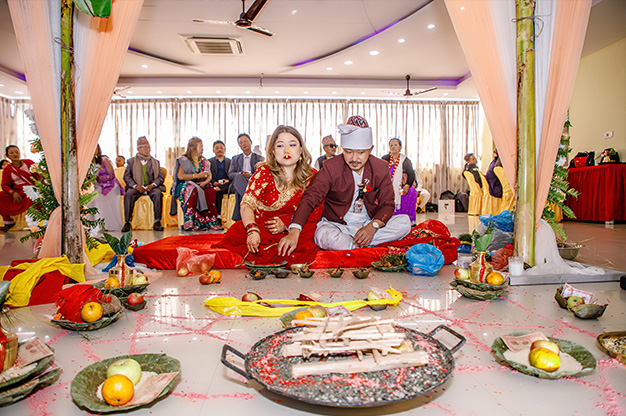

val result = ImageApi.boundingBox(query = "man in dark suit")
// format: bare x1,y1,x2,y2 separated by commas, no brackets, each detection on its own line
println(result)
228,133,264,221
278,116,411,254
208,140,231,214
122,136,166,232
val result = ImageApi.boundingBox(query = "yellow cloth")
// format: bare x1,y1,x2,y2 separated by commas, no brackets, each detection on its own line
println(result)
0,256,85,307
204,287,403,317
86,242,116,266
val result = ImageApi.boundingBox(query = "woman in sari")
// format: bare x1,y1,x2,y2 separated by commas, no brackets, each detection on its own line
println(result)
219,125,321,265
170,137,220,231
0,145,37,231
381,138,418,224
89,145,125,231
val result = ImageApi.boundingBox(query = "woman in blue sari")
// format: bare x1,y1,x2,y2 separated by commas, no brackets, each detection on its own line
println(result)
170,137,220,231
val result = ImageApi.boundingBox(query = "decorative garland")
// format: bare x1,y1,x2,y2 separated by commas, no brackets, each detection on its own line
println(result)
388,155,401,179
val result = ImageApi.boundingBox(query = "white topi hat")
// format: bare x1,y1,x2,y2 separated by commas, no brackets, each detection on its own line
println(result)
338,115,372,150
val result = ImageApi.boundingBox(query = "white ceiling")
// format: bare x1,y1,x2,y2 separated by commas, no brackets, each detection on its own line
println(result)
0,0,624,100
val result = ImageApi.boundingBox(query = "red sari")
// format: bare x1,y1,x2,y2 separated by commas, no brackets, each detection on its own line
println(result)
0,159,37,219
219,164,322,265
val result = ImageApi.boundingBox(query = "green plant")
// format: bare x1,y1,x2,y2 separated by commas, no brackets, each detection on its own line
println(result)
472,229,494,252
103,232,132,256
541,120,578,239
20,134,103,252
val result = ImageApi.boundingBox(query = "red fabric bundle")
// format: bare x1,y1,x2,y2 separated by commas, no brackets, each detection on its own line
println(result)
54,285,104,323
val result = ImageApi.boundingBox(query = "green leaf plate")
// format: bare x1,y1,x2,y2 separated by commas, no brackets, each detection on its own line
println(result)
492,333,597,379
0,345,55,391
371,260,406,272
0,367,61,407
245,261,287,271
93,281,149,298
51,310,123,332
71,353,180,413
454,276,509,291
450,281,507,300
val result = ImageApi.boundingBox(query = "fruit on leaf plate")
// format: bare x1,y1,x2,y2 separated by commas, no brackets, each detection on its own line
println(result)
554,287,607,319
70,353,180,413
52,310,123,332
492,333,596,379
93,279,149,298
528,348,560,373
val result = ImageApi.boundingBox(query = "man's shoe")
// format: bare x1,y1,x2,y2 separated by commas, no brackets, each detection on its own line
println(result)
121,223,131,233
153,221,163,231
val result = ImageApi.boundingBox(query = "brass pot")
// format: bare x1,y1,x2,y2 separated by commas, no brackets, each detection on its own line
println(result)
108,254,133,287
469,251,492,283
0,324,18,372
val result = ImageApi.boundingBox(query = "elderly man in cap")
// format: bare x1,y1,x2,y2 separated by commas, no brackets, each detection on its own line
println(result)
314,135,337,170
122,136,166,232
278,116,411,254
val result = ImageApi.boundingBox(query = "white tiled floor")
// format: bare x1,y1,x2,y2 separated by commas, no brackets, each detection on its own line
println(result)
1,213,625,415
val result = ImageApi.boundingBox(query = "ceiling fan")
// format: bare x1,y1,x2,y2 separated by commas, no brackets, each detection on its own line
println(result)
400,75,437,97
192,0,274,37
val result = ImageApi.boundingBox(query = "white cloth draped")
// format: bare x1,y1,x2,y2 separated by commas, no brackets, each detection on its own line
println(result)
8,0,143,272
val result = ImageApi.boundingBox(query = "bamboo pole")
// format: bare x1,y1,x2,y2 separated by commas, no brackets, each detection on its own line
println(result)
60,0,83,264
514,0,536,267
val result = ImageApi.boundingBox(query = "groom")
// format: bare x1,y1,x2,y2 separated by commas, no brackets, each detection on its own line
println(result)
278,116,411,255
122,136,166,231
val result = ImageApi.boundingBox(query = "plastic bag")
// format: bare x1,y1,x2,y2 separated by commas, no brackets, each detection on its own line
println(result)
405,243,444,276
175,247,215,276
479,210,514,233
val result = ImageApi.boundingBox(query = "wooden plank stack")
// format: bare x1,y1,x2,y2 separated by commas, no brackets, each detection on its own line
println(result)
284,316,429,377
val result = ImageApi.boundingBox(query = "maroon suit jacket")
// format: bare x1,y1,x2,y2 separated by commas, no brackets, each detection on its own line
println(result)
291,155,395,227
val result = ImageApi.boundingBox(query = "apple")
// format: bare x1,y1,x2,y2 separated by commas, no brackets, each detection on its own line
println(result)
242,292,261,302
567,296,584,308
199,273,213,285
307,305,327,318
454,268,470,280
126,293,144,306
107,358,143,385
131,274,148,285
177,267,189,277
367,291,381,302
528,348,560,372
530,340,560,355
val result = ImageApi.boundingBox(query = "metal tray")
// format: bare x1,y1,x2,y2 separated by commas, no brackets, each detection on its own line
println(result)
221,324,465,408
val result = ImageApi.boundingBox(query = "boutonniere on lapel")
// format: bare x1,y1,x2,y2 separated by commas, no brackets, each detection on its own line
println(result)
362,178,372,193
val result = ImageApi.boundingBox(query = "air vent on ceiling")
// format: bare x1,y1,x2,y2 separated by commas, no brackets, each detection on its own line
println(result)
182,36,244,56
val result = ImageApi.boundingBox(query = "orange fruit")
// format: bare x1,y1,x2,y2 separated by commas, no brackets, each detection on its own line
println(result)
104,277,120,289
486,271,505,286
293,310,314,326
101,374,134,406
209,270,222,283
81,302,103,323
528,348,560,372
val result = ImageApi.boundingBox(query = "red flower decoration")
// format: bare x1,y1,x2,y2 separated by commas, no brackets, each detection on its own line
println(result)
365,185,373,193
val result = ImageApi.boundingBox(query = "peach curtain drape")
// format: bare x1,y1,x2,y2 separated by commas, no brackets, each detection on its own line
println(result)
8,0,143,268
444,0,591,227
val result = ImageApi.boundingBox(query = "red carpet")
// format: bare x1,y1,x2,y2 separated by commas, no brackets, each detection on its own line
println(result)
132,220,460,270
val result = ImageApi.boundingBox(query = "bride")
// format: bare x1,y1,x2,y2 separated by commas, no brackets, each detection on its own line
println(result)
219,125,321,265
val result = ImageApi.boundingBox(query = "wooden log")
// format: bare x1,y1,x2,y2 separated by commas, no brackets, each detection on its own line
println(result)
291,350,429,378
282,339,407,357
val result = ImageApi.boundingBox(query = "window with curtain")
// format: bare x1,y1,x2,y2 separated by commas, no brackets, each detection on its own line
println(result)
7,97,479,201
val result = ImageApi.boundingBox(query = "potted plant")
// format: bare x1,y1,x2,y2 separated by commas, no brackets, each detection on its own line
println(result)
103,231,133,286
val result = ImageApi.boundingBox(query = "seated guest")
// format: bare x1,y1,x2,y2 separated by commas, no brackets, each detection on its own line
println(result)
115,155,126,168
463,153,482,190
314,135,337,170
0,145,37,231
278,116,411,254
485,149,503,198
381,137,418,224
209,140,231,214
170,137,220,231
220,125,321,265
413,169,431,213
228,133,264,222
122,136,166,232
89,145,125,231
0,159,10,170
